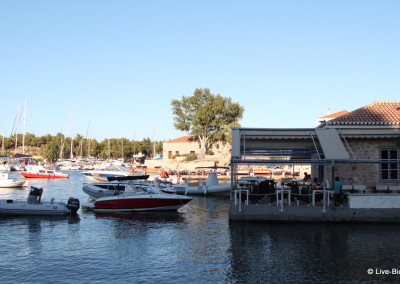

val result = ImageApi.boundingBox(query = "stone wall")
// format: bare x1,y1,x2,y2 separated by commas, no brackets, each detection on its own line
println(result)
163,140,231,158
322,138,399,188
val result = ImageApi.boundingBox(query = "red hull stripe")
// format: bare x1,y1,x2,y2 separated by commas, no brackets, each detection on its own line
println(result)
20,173,68,179
94,197,190,210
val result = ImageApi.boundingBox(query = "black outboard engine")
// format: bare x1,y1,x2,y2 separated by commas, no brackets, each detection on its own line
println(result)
66,198,80,214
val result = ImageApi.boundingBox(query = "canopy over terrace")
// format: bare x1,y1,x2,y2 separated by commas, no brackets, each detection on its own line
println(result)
230,125,400,184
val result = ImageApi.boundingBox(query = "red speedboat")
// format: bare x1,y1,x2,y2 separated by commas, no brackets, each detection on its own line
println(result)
84,176,192,212
20,166,69,179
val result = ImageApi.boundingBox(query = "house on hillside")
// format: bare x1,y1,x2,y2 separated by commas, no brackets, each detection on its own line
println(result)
231,101,400,188
163,135,231,159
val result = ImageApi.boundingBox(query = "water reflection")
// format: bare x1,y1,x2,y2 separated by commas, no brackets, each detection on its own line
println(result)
228,222,400,283
0,215,81,261
93,211,188,224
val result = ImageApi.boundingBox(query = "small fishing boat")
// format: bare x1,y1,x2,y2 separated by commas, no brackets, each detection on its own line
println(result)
0,186,80,215
82,177,192,212
20,165,69,179
0,172,29,188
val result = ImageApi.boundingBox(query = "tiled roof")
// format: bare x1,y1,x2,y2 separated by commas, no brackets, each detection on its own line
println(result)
319,110,349,119
327,101,400,126
165,136,195,143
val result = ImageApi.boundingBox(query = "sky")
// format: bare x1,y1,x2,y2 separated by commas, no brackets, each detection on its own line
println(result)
1,1,399,142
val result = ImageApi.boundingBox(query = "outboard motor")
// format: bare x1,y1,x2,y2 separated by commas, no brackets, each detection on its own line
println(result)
67,198,80,214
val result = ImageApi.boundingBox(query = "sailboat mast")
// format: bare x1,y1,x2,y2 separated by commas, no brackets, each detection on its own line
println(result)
22,98,27,154
152,123,157,158
85,117,91,158
70,105,75,160
133,134,136,155
121,139,124,160
59,131,65,159
14,103,20,155
70,137,73,159
153,140,156,158
108,139,110,160
87,139,91,158
1,133,4,155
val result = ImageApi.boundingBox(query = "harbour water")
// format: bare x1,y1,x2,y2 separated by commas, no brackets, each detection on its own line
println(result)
0,171,399,283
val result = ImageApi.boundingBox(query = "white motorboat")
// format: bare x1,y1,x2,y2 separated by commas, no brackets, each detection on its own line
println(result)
82,175,150,200
20,165,69,179
159,172,231,195
0,186,80,216
81,166,132,182
0,172,29,188
82,179,192,212
0,163,11,172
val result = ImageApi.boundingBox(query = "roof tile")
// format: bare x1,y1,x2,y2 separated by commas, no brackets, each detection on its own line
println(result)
165,136,195,143
328,101,400,126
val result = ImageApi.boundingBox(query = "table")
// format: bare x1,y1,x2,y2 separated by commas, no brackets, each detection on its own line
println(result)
312,189,333,206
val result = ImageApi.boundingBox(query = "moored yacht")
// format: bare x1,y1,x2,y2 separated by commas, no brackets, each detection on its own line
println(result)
82,176,192,212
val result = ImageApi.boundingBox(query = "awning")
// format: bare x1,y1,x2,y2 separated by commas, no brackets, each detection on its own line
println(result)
315,128,350,160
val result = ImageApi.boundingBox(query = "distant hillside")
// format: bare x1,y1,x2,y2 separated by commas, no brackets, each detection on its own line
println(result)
4,146,41,157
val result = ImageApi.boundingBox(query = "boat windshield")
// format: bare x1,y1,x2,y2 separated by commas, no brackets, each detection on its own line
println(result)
125,184,161,195
146,186,161,194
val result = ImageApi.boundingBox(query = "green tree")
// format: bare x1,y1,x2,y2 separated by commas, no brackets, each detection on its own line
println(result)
171,88,244,155
40,141,60,163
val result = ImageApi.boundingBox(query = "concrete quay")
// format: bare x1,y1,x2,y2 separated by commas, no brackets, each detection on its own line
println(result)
229,203,400,223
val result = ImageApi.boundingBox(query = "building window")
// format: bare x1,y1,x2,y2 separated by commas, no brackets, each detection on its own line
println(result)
380,148,399,181
190,151,195,155
216,144,220,150
175,151,179,156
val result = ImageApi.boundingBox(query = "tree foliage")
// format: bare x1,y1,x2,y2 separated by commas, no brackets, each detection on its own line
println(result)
1,133,164,162
171,88,244,155
40,141,60,163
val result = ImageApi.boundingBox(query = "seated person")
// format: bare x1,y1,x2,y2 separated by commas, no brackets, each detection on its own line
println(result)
303,172,311,182
311,178,323,190
332,176,345,206
311,177,323,203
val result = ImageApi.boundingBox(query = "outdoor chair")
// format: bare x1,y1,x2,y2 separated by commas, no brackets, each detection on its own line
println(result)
353,184,366,194
376,184,389,193
388,185,400,193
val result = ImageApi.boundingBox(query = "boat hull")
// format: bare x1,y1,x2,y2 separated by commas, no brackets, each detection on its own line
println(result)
93,195,192,212
0,181,28,188
161,184,232,195
20,173,69,179
0,200,71,215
